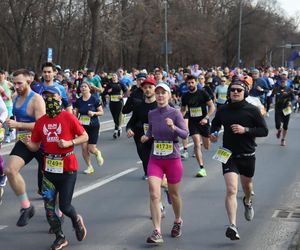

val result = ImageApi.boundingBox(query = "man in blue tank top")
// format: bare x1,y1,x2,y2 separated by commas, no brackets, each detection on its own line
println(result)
5,69,45,227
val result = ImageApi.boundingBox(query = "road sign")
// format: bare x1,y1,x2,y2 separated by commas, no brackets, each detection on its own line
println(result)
47,48,53,62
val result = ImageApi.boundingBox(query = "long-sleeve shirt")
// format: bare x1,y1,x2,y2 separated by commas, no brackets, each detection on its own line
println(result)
211,100,268,155
146,105,188,159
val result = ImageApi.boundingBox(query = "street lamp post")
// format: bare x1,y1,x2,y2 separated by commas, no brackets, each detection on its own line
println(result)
237,0,243,67
164,0,169,72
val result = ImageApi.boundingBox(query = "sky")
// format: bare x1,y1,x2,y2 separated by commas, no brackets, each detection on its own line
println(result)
279,0,300,17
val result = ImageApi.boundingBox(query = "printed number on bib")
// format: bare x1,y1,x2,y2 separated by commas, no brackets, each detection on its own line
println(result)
17,130,31,141
283,106,292,116
110,95,120,102
79,115,91,125
212,147,232,164
143,123,149,135
45,157,64,174
153,141,173,156
0,128,4,143
190,107,203,117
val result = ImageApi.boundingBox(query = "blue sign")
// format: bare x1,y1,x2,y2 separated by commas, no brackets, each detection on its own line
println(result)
47,48,53,62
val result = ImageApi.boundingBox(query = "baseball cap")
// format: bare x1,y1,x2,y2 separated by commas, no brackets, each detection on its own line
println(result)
42,86,61,95
141,77,156,87
155,83,171,93
281,70,288,75
136,73,147,80
251,69,259,74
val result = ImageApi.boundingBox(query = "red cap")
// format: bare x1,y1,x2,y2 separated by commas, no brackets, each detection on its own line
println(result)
141,77,156,87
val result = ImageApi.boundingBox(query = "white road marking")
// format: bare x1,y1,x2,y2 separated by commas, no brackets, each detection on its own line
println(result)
0,225,8,230
73,167,139,198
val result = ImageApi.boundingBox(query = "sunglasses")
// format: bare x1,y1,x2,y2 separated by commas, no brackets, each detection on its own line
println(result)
230,88,244,93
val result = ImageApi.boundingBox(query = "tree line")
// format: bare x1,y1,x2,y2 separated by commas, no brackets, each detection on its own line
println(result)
0,0,300,72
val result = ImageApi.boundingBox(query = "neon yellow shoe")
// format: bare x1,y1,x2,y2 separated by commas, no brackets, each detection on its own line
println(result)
196,168,207,177
95,150,104,166
83,166,94,174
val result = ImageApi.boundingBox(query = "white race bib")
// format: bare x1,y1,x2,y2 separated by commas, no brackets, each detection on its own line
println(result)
212,147,232,164
143,123,149,135
153,141,174,156
110,95,120,102
190,107,203,117
282,106,292,116
17,130,31,141
79,115,91,125
45,157,64,174
0,128,4,143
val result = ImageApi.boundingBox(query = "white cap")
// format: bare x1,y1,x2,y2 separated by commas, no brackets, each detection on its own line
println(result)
281,70,288,75
155,83,171,93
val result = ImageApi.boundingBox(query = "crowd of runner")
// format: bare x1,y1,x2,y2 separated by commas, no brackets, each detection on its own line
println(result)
0,63,298,249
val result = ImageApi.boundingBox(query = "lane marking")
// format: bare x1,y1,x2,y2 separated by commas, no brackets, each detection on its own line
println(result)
73,167,139,198
0,225,8,230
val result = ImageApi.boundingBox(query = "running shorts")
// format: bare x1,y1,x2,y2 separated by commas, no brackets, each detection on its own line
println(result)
222,155,255,178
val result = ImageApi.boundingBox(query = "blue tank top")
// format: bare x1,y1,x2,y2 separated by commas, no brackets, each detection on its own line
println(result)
13,91,36,122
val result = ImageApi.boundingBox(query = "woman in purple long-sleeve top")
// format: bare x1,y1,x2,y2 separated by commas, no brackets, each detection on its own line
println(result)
141,83,188,244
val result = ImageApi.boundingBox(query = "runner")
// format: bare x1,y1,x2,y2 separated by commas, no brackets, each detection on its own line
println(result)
210,79,268,240
5,69,45,226
24,85,88,250
106,73,128,139
141,83,188,244
126,77,156,179
0,96,8,204
181,75,215,177
74,81,104,174
122,72,147,114
214,77,229,109
272,78,294,146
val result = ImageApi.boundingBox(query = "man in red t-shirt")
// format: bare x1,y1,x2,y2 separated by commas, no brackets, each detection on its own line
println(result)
24,85,88,250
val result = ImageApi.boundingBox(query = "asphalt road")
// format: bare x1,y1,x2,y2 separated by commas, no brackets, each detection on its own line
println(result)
0,108,300,250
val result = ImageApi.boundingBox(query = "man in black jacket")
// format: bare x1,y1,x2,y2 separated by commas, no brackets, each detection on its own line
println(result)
210,80,268,241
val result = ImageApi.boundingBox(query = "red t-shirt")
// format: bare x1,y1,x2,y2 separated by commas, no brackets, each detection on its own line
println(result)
31,111,85,172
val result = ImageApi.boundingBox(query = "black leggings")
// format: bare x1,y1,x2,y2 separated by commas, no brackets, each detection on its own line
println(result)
134,136,153,175
42,171,78,234
109,101,123,130
275,110,290,130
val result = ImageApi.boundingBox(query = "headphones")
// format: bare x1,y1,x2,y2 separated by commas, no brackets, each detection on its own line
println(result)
226,80,249,99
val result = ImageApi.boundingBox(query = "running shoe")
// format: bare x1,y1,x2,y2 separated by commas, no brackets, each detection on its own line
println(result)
180,151,189,160
171,220,183,238
50,233,68,250
113,132,117,139
146,229,163,244
196,168,207,177
16,205,35,227
73,214,87,241
142,175,148,180
225,224,240,240
276,129,281,139
0,188,4,205
164,189,172,205
95,150,104,166
243,197,254,221
117,129,122,137
83,166,94,174
0,175,7,187
281,139,286,146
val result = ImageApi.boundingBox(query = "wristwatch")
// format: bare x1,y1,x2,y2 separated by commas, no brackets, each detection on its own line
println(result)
205,115,209,120
245,127,249,133
72,139,76,146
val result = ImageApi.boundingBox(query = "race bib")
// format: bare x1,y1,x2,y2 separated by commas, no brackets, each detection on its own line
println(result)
219,93,227,100
212,147,232,164
0,128,4,143
282,106,292,116
190,107,203,117
79,115,91,125
17,130,31,141
45,157,64,174
153,141,174,156
110,95,120,102
143,123,149,135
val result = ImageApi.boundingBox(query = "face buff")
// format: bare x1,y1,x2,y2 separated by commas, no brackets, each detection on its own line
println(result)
45,96,62,118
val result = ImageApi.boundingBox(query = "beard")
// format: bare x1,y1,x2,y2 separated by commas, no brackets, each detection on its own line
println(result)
188,86,196,92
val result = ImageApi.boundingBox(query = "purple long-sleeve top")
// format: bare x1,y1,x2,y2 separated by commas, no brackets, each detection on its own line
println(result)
146,105,188,159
